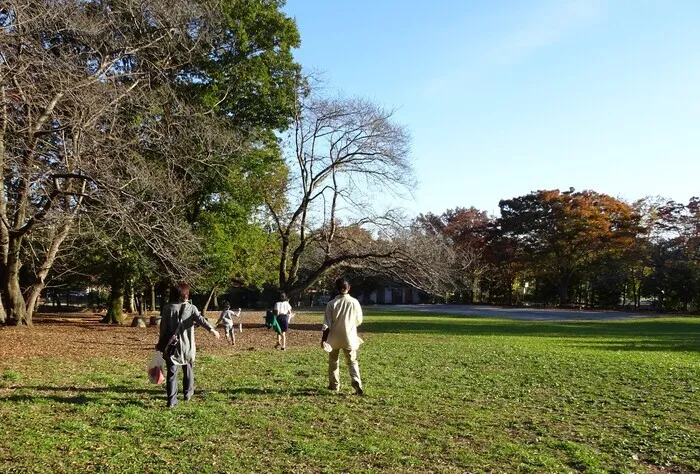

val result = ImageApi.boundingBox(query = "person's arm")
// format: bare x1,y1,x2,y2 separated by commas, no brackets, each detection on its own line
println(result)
191,305,220,338
155,305,168,351
323,302,332,331
321,302,332,347
355,300,363,327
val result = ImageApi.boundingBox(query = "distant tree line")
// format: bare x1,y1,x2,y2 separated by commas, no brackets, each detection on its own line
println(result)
392,190,699,312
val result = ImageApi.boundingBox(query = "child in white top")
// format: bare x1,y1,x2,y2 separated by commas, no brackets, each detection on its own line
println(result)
273,292,293,350
216,303,241,346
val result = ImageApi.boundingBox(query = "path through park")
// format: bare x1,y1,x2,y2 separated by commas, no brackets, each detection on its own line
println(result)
383,304,654,321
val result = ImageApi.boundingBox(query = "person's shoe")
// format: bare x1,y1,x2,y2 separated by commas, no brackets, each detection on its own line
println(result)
167,402,178,409
327,385,339,393
184,393,192,402
280,346,286,351
351,380,364,396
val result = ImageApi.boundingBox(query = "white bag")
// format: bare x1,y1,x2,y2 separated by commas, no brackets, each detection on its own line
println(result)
147,351,165,384
235,308,243,333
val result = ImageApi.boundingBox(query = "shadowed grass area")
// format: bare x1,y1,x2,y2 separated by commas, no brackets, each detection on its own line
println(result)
360,310,700,353
0,313,698,473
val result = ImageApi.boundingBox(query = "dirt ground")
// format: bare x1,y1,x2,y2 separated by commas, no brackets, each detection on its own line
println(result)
0,310,325,363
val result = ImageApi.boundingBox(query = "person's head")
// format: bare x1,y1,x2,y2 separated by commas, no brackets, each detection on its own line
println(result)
223,302,230,310
170,283,190,302
279,291,287,302
335,277,350,294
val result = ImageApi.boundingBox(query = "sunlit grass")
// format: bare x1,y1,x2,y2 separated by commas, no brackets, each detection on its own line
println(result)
1,313,698,473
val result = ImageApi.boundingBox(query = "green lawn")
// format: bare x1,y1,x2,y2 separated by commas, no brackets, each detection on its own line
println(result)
1,312,699,473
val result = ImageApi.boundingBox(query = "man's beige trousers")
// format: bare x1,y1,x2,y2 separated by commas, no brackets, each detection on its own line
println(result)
328,348,362,390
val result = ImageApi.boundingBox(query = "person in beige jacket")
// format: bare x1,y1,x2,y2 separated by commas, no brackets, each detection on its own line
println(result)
321,277,364,395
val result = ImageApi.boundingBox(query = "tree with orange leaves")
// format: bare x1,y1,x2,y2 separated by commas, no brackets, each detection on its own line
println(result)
498,188,641,306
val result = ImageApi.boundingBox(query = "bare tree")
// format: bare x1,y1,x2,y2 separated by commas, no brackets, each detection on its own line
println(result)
266,89,414,296
367,224,483,302
0,0,219,325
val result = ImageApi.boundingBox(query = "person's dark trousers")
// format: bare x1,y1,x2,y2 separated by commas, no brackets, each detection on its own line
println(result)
165,361,194,407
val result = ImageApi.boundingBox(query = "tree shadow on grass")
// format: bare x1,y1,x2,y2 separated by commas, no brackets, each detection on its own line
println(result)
20,385,163,395
221,386,332,399
359,318,700,353
1,384,332,406
565,339,700,353
0,385,162,406
72,340,139,347
2,393,95,404
277,323,321,332
1,393,153,408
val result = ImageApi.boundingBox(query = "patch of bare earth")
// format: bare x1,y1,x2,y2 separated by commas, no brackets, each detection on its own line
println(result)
0,310,324,364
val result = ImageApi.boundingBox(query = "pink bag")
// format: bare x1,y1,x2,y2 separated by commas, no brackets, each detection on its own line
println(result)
148,366,164,384
147,352,165,384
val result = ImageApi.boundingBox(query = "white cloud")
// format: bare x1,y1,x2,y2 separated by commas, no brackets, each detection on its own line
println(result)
419,0,606,97
491,0,605,65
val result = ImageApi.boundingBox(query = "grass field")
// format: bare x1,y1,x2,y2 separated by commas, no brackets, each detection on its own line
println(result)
0,310,699,473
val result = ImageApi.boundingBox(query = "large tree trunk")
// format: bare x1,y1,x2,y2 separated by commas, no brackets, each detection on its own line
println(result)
2,274,28,326
25,284,44,323
150,283,156,312
103,275,125,324
126,279,136,313
558,272,571,306
25,223,73,320
0,293,6,324
507,277,515,305
558,285,569,306
2,245,31,326
0,86,7,326
203,286,216,314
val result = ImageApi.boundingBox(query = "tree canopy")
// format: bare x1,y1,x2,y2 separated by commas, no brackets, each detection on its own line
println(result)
0,0,301,325
2,1,696,324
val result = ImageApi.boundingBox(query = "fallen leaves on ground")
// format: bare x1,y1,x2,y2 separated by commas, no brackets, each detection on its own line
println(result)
0,310,324,363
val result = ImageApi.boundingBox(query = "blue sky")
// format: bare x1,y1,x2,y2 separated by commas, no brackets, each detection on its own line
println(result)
283,0,700,217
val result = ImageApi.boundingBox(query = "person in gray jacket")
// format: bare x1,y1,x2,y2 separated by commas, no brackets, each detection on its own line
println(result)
156,283,220,408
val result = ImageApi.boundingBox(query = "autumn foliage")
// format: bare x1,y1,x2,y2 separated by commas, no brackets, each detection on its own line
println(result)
408,189,699,311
